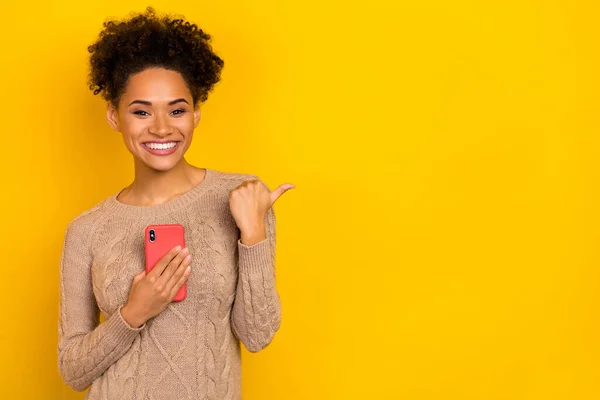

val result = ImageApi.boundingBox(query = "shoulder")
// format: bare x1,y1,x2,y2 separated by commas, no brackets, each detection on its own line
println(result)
64,197,112,239
210,168,276,220
209,168,266,191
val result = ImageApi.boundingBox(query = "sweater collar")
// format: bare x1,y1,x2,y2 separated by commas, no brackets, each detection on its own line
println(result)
102,167,216,218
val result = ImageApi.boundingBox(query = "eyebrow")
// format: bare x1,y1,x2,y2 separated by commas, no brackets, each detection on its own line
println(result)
128,98,189,106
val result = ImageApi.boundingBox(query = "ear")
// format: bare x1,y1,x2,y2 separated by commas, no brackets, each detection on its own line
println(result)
106,102,121,132
193,105,201,128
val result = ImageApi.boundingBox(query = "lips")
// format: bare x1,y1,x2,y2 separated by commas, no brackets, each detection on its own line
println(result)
142,141,180,156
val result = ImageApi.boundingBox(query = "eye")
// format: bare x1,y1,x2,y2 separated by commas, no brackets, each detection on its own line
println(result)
171,109,185,115
133,110,149,116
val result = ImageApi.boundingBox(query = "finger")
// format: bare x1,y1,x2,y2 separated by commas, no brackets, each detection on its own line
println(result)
165,254,192,293
148,246,182,279
169,263,191,299
130,271,144,288
270,183,295,204
158,247,189,285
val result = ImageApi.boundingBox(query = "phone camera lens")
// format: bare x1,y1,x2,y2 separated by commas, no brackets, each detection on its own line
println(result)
149,229,156,242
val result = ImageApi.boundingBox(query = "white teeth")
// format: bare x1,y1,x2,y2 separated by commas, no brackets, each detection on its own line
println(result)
145,142,177,150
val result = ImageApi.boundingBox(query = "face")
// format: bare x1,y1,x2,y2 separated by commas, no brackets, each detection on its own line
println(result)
106,67,200,172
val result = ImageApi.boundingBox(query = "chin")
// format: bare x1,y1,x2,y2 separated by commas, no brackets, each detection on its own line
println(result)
146,158,182,172
134,142,189,172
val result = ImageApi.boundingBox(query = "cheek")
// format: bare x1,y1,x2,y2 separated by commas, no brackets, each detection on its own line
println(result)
175,116,195,133
120,117,145,138
120,127,144,151
120,134,139,155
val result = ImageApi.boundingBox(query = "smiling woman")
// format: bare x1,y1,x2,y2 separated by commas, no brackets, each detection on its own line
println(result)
131,97,189,156
56,6,293,400
105,68,199,173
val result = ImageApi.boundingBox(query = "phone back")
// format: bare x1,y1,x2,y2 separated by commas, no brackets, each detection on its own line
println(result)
144,224,187,302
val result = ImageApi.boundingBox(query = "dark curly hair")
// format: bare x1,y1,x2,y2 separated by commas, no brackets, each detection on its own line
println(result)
87,6,224,108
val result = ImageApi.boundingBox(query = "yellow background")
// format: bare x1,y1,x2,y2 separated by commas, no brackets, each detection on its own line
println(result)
1,0,599,398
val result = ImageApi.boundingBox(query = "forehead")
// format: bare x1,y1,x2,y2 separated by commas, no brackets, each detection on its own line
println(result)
122,67,191,102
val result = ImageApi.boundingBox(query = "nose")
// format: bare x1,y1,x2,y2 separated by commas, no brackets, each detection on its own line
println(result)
149,114,174,137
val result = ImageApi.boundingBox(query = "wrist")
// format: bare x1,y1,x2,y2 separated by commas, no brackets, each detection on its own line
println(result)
240,221,266,246
120,304,145,329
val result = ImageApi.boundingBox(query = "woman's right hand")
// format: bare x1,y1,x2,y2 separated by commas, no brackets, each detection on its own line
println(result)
120,246,192,328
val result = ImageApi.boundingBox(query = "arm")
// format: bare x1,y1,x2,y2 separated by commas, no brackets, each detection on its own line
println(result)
231,206,282,352
57,217,146,391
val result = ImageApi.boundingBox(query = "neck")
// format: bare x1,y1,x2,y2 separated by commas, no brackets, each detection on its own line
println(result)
121,157,204,206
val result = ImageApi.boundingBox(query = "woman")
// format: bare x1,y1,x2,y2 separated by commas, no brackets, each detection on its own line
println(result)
57,7,294,399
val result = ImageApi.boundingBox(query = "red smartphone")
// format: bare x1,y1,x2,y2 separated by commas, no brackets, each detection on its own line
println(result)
144,224,187,302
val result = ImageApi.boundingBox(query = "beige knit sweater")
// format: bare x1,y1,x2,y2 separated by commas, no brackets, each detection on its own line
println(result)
57,168,281,400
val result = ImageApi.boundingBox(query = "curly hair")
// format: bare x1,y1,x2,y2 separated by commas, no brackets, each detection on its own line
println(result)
87,6,224,107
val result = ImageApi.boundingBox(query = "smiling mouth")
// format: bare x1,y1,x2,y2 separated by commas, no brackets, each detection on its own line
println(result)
143,141,179,150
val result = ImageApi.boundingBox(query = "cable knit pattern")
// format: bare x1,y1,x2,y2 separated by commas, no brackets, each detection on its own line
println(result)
57,168,281,399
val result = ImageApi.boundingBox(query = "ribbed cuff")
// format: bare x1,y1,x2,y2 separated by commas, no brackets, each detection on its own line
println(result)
237,238,272,275
106,304,147,340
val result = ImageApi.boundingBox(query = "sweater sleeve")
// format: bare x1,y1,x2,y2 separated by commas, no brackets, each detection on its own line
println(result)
231,205,282,352
57,216,146,392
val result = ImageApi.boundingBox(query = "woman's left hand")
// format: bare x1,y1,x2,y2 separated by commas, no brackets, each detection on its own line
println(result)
229,178,295,246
